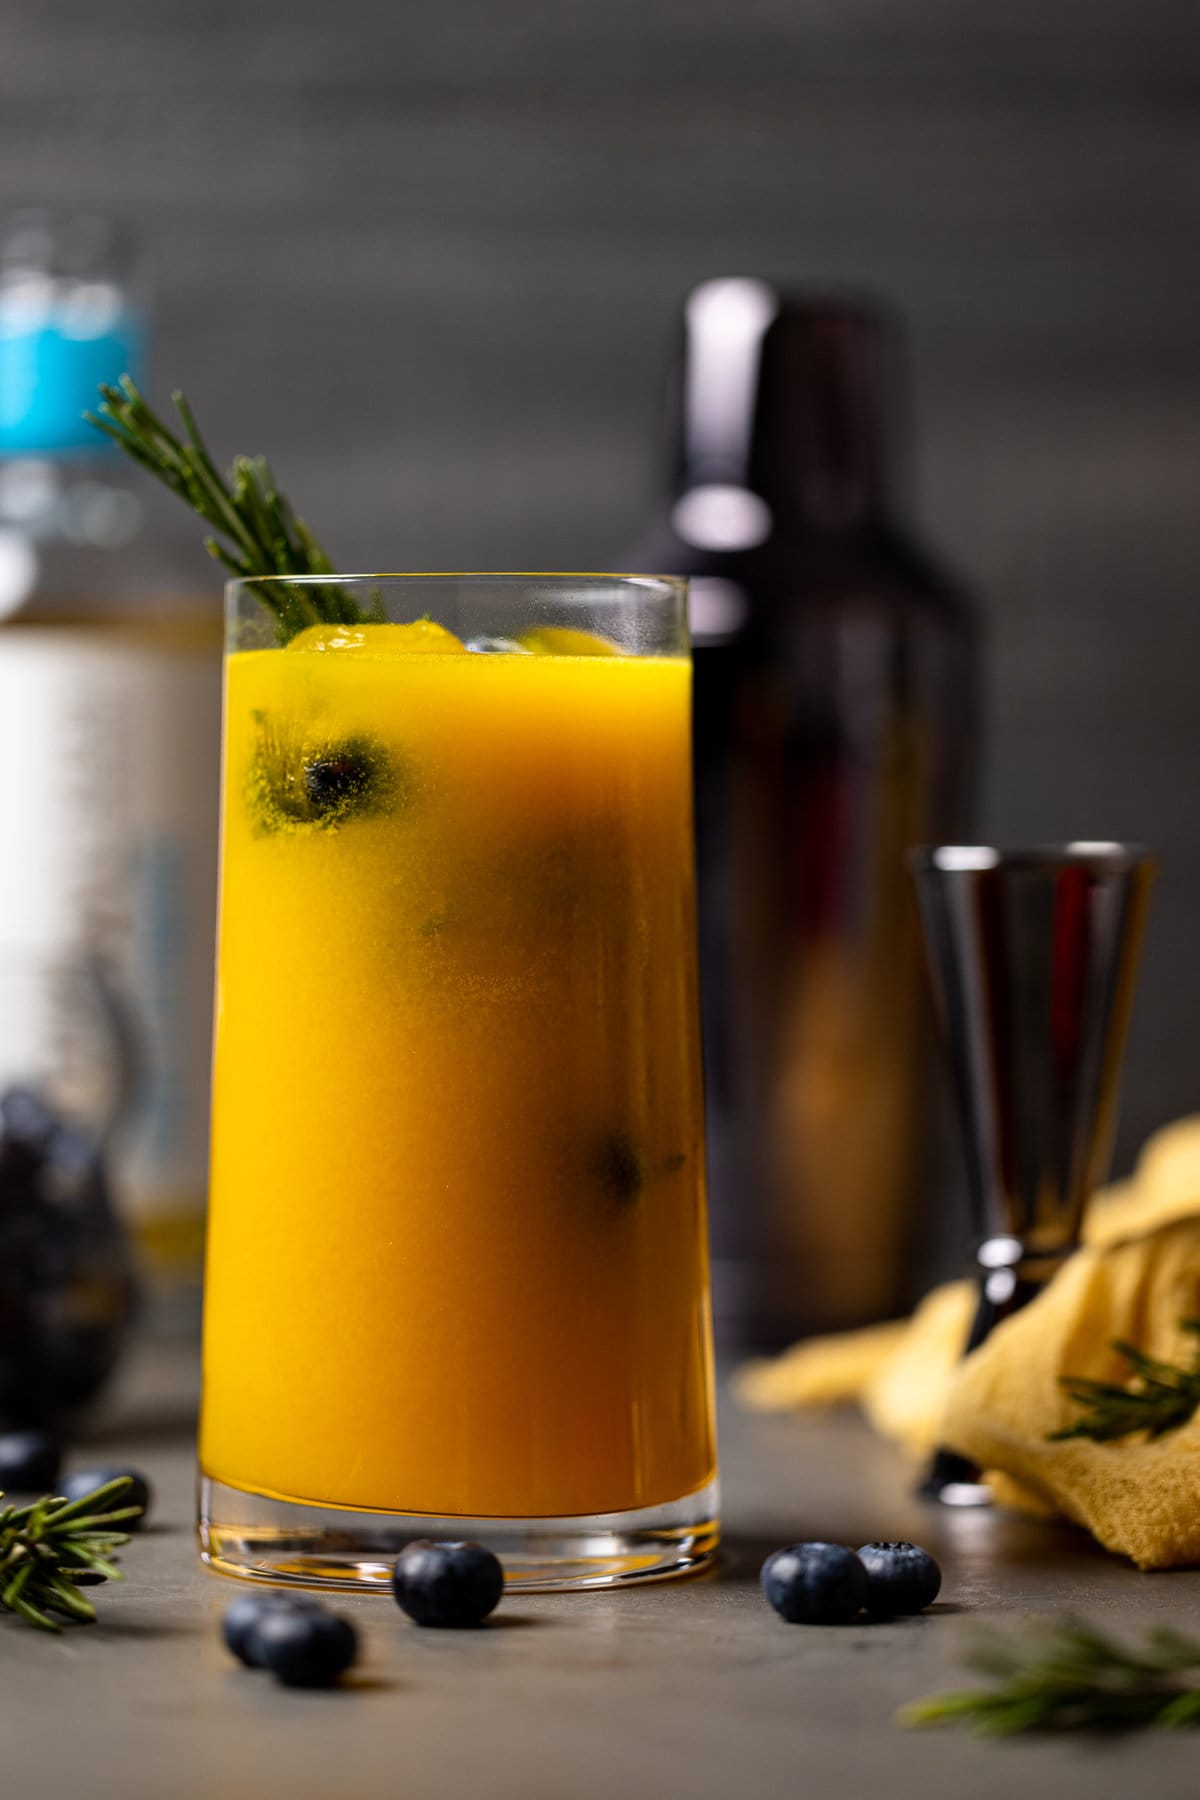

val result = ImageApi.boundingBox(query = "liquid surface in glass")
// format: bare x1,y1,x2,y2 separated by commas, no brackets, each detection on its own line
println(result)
200,624,716,1519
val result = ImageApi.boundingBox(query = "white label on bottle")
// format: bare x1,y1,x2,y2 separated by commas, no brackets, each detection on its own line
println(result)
0,627,221,1229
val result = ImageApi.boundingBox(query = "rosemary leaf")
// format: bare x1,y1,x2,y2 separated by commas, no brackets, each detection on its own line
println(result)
901,1620,1200,1736
0,1476,140,1633
45,1476,139,1523
40,1574,98,1623
1158,1689,1200,1729
1051,1319,1200,1443
85,376,360,643
13,1593,60,1633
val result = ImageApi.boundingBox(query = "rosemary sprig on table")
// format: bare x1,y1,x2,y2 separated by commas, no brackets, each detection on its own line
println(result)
1050,1320,1200,1444
86,376,369,642
900,1619,1200,1736
1,1476,142,1632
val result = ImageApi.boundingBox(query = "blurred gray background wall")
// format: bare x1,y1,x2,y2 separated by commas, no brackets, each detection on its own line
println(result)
4,0,1199,1164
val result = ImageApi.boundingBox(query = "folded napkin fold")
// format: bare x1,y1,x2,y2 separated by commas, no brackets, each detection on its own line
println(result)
734,1117,1200,1568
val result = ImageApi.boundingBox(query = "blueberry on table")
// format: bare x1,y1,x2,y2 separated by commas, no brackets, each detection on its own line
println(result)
392,1539,505,1628
222,1592,330,1668
58,1466,152,1526
856,1541,942,1616
760,1542,869,1625
253,1607,358,1688
0,1429,62,1492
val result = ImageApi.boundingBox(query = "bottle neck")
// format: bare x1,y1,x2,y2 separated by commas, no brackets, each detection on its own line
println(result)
670,285,893,544
750,307,888,528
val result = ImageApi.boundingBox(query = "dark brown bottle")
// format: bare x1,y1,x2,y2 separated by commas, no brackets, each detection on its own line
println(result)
626,281,978,1347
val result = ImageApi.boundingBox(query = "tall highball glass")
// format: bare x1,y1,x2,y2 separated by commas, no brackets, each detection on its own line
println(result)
197,576,718,1590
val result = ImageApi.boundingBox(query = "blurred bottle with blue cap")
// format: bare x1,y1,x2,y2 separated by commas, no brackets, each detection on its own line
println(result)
627,280,979,1346
0,209,220,1303
0,211,145,457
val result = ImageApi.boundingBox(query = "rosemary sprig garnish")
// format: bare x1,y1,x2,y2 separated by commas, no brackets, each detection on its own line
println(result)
85,376,370,643
0,1476,142,1632
1050,1320,1200,1444
900,1619,1200,1735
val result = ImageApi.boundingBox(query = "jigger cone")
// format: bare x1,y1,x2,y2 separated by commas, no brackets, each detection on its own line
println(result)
911,843,1156,1504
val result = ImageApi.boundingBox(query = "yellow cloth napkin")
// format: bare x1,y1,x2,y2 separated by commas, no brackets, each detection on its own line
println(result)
734,1117,1200,1568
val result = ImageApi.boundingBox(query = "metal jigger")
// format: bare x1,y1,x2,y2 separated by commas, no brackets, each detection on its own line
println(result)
911,843,1156,1505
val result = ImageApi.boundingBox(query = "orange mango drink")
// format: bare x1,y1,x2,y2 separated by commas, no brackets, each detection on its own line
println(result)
200,619,716,1520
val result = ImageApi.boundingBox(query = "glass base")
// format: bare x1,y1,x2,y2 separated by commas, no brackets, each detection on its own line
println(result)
197,1473,721,1592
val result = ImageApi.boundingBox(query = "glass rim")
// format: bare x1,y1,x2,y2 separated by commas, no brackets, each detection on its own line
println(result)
222,571,692,656
225,571,688,591
910,842,1156,875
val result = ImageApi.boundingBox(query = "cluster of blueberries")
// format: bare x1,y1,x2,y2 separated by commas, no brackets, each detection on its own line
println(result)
0,1426,152,1521
761,1540,942,1624
0,1084,134,1425
224,1540,506,1688
229,1536,941,1688
3,1426,942,1685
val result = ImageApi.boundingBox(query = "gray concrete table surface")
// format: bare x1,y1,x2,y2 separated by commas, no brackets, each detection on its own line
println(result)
4,1339,1200,1800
